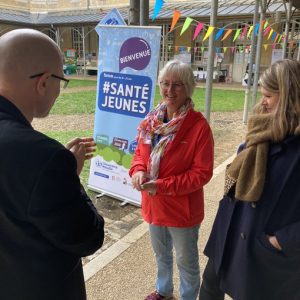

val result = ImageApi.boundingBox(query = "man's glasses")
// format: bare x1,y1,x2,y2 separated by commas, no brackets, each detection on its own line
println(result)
30,73,69,89
160,81,185,91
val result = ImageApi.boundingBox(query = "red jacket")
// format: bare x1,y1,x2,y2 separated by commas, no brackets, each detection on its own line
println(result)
129,109,214,227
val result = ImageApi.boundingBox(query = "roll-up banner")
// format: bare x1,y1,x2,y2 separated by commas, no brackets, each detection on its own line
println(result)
88,24,161,206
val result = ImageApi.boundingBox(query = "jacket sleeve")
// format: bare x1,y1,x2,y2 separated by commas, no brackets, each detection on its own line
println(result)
156,122,214,196
129,138,148,177
28,148,104,257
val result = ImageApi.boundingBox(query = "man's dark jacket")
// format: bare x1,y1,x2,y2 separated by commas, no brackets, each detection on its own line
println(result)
0,95,104,300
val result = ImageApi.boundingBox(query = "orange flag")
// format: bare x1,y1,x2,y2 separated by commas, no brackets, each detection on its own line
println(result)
170,10,181,32
221,29,233,41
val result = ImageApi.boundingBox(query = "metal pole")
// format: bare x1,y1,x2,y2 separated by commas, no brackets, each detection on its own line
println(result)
82,26,86,78
129,0,140,25
251,0,266,109
56,27,60,48
204,0,218,123
140,0,149,26
243,0,259,123
288,21,296,59
282,1,292,59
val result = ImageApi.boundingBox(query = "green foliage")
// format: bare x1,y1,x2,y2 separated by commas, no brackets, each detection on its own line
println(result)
122,154,133,169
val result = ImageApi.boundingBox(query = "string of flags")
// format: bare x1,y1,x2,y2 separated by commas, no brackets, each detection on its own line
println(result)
169,10,285,44
167,41,298,54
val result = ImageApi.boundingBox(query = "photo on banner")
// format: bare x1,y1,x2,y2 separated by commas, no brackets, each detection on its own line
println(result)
88,25,161,206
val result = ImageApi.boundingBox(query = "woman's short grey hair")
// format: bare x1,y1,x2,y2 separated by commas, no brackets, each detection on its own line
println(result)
158,60,196,98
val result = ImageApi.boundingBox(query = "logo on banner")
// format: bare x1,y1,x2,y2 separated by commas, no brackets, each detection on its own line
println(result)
119,38,151,72
98,71,152,118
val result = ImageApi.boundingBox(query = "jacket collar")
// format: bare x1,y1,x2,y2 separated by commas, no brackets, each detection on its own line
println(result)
0,95,32,129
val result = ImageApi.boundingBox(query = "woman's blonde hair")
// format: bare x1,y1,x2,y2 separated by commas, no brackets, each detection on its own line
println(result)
257,59,300,141
158,60,196,98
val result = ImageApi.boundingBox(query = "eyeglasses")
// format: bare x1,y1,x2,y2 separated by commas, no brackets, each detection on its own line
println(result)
30,73,69,89
160,81,185,91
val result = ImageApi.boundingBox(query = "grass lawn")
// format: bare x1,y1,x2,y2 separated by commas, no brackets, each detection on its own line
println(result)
67,79,97,88
54,86,248,114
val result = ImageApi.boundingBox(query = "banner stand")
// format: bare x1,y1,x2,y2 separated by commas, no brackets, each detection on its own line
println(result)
88,185,141,207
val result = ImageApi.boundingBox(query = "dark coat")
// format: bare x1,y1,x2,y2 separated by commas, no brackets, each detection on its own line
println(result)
204,135,300,300
0,96,105,300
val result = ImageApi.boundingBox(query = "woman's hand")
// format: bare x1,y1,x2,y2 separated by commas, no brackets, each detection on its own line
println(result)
132,171,148,191
66,137,96,175
141,180,157,196
267,235,282,251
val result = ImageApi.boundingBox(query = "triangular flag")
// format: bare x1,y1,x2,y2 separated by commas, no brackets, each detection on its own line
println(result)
201,47,205,53
254,22,260,35
203,26,214,42
271,32,277,42
272,43,276,49
264,26,271,37
215,47,220,53
274,33,280,43
247,25,253,38
230,46,235,53
170,10,181,32
264,20,269,29
240,26,248,38
175,46,179,51
233,28,242,42
215,28,224,41
223,47,228,53
194,46,198,53
263,44,268,51
187,47,191,52
221,29,233,41
152,0,165,20
180,17,194,36
193,22,204,40
277,35,283,43
268,28,274,40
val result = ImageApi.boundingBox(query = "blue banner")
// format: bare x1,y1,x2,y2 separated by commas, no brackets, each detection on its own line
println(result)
88,25,161,206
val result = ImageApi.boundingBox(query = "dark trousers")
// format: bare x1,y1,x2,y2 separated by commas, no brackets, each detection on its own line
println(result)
199,259,225,300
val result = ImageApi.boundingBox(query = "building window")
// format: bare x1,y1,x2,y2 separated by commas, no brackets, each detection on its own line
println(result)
72,26,83,58
160,24,174,61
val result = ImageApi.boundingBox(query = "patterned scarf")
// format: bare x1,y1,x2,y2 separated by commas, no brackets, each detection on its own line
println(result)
137,99,194,180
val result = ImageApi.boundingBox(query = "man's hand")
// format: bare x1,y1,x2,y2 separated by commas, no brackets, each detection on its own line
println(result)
267,235,282,251
66,137,96,175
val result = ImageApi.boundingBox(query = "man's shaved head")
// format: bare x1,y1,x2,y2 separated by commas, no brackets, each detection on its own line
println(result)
0,29,62,83
0,29,64,122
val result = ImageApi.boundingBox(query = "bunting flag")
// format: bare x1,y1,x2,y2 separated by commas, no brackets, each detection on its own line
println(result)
264,20,269,29
277,35,283,43
203,26,214,42
230,46,235,53
264,26,271,37
268,28,274,40
194,46,197,53
273,33,280,43
254,22,260,35
193,22,204,40
247,25,253,38
272,43,276,49
201,46,205,53
233,28,241,42
263,44,268,51
223,47,228,53
221,29,233,41
152,0,165,20
271,31,277,42
180,17,194,35
240,26,248,38
187,47,191,52
215,28,224,41
170,10,181,32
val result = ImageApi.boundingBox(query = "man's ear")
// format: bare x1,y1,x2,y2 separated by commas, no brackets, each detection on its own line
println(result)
36,72,50,96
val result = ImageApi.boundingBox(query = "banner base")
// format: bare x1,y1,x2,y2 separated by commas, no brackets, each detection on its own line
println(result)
88,185,141,207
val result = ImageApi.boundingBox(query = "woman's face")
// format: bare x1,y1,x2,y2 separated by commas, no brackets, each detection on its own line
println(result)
160,74,188,113
260,86,280,113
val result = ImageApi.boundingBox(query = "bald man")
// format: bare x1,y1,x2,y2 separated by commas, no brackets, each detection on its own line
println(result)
0,29,104,299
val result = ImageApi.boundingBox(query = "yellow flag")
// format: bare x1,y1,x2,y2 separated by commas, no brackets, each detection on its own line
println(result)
203,26,214,42
247,26,253,38
263,44,268,51
268,28,274,40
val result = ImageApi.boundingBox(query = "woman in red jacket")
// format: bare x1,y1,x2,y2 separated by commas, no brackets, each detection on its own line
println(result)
129,60,214,300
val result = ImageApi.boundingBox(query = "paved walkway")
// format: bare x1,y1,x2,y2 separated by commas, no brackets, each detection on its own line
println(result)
84,155,235,300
